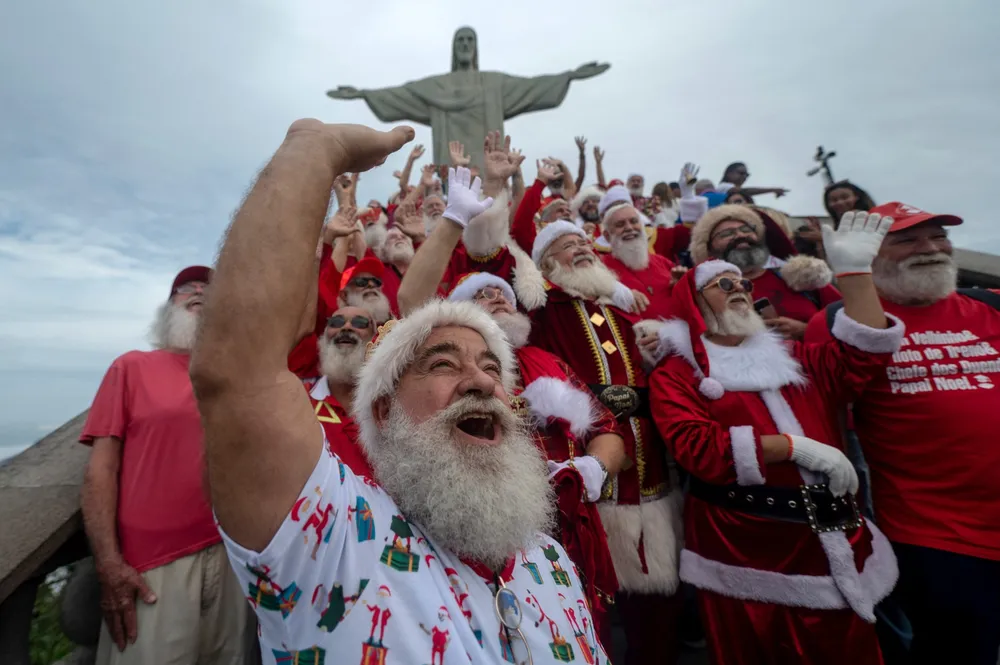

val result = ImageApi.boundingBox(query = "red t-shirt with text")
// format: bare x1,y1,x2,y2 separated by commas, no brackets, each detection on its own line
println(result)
805,292,1000,560
79,350,220,572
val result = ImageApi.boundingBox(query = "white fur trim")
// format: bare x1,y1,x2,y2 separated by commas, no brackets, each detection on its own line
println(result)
779,255,833,292
831,310,905,354
570,185,604,217
447,272,516,306
678,196,708,223
532,220,586,265
704,332,809,392
351,300,516,458
507,242,547,311
699,378,725,400
462,190,510,257
694,260,742,290
520,377,596,439
650,319,703,374
730,425,765,486
758,389,805,435
611,282,636,311
597,493,683,594
679,522,896,620
632,319,667,368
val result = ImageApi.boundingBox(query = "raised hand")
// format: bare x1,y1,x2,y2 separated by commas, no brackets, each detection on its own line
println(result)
575,136,587,152
536,159,560,185
679,162,700,198
395,200,426,240
420,164,436,188
510,149,526,170
593,146,605,163
822,210,894,276
408,144,425,162
449,140,471,167
442,167,494,228
286,120,415,174
325,204,358,241
483,130,518,182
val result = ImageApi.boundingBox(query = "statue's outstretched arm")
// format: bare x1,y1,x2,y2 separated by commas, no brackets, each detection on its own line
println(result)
327,82,432,125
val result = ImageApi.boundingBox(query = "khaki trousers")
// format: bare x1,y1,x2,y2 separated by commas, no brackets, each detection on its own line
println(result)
96,543,248,665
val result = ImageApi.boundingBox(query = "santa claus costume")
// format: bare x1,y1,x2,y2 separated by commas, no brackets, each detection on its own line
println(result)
448,271,621,645
529,221,684,665
643,259,904,665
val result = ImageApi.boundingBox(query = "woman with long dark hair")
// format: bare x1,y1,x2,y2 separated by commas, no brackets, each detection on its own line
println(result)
717,161,788,198
824,180,876,226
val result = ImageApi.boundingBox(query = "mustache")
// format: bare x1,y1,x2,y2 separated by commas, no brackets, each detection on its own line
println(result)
902,252,952,268
433,394,521,433
332,330,361,344
727,292,751,305
724,236,760,254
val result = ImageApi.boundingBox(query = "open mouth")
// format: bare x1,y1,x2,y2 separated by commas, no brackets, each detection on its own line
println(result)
455,413,498,442
572,254,594,266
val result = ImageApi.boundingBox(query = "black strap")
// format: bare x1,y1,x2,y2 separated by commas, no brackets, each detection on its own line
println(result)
824,287,1000,331
769,267,822,308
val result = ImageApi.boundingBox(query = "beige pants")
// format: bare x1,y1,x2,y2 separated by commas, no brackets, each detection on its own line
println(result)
96,543,248,665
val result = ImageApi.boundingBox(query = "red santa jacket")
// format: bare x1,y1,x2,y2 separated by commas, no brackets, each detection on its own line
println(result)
528,283,681,595
513,344,620,635
645,310,905,621
602,253,677,322
307,376,371,478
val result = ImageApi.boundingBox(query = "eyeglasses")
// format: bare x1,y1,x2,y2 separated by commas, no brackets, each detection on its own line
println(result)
473,286,510,303
494,575,533,665
327,315,372,330
705,276,754,294
174,282,206,295
348,276,382,289
710,223,756,242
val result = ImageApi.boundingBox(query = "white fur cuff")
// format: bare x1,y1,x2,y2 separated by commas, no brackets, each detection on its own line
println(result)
730,425,765,486
520,377,596,439
679,196,708,224
830,310,904,354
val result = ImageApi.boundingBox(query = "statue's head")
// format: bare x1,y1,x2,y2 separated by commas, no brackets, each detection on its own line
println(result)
451,27,479,71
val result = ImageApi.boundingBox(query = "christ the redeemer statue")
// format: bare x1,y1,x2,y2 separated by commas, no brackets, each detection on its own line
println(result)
327,26,610,169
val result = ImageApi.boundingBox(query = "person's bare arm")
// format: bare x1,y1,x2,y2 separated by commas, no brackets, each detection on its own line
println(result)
396,217,464,315
593,146,606,189
585,433,626,476
838,275,887,329
548,157,577,199
760,434,791,463
82,437,156,651
190,120,413,551
397,144,424,196
574,136,587,192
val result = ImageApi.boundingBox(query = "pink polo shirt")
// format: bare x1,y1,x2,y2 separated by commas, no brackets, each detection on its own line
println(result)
80,349,220,573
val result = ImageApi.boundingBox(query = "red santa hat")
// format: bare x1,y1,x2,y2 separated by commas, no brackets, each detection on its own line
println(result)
569,185,604,218
607,178,625,188
635,259,742,400
531,219,587,266
352,300,517,457
447,272,516,307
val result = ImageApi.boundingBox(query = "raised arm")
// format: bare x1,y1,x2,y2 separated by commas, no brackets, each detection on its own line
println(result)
396,144,424,196
190,120,413,552
574,136,587,192
593,146,607,189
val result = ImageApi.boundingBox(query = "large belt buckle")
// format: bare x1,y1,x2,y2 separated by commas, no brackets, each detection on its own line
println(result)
800,484,863,534
597,385,640,420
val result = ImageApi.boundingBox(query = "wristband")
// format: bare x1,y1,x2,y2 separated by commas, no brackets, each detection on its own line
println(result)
834,271,870,278
782,433,795,460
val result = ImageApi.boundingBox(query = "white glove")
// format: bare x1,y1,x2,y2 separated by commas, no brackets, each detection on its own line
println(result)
547,457,607,503
442,167,494,229
787,434,859,497
611,282,637,312
821,210,894,276
678,162,700,199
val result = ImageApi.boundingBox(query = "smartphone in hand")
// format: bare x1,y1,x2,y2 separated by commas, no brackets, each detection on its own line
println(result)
754,297,778,320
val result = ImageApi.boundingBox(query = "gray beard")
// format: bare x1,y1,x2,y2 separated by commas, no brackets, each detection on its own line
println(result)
424,214,442,236
369,398,554,569
318,336,365,386
492,311,532,349
546,260,620,301
343,289,392,324
700,296,767,337
611,234,650,271
385,242,414,267
723,244,769,272
150,302,198,351
873,253,957,305
365,222,388,255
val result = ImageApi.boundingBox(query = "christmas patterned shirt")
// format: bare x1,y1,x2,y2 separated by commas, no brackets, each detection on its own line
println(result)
220,439,611,665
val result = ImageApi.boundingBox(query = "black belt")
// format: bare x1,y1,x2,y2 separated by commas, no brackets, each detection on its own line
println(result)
587,384,650,421
688,476,862,534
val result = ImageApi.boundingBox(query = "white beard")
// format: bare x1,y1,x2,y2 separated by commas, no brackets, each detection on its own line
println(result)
628,186,643,197
365,221,388,255
873,253,957,305
546,260,620,301
492,311,532,349
424,214,442,236
700,295,767,337
318,333,366,386
343,289,392,324
385,240,414,267
610,234,650,271
369,397,555,569
150,301,198,351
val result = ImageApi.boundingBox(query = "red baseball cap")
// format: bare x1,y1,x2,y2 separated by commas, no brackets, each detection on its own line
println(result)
340,256,385,291
870,202,963,233
170,265,212,296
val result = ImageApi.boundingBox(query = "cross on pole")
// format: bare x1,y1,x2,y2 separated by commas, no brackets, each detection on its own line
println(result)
806,146,837,186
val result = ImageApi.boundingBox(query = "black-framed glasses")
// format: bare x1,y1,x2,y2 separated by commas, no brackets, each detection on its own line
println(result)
710,223,756,242
348,276,382,289
706,276,754,294
327,315,372,330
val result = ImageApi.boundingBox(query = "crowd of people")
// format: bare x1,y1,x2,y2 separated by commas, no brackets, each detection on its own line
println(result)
77,120,999,665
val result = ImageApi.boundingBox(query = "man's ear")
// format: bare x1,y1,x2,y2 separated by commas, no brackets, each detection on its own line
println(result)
373,395,390,426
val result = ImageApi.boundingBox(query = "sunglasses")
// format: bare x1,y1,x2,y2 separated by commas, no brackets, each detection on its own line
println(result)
327,315,372,330
348,276,382,289
706,276,754,294
173,282,206,295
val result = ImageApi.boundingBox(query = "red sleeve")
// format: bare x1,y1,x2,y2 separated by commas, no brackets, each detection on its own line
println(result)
557,358,620,440
804,308,833,345
511,179,545,254
818,283,842,307
648,359,765,485
79,356,130,445
317,244,342,331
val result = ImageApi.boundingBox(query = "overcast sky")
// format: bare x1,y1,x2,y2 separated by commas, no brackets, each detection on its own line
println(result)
0,0,997,458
